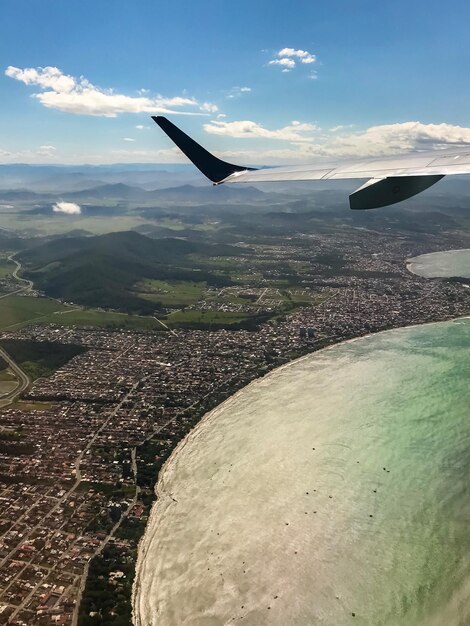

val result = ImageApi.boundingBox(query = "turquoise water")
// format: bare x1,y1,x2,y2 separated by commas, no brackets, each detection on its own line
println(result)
407,249,470,279
134,319,470,626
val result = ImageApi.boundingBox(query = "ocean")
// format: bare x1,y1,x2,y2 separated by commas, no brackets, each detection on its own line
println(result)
133,318,470,626
407,249,470,279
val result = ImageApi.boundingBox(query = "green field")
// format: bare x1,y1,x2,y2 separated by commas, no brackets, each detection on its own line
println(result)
165,309,252,327
48,309,161,330
136,279,206,307
0,296,69,329
10,400,56,411
0,258,14,278
0,295,161,331
0,368,16,382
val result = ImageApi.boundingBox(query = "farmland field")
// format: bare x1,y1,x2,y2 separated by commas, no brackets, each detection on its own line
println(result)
0,296,161,331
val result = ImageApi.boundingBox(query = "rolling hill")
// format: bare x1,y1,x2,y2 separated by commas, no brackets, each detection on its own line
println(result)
19,231,240,312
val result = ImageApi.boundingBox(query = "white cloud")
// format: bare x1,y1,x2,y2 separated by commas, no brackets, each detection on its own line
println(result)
200,102,218,113
5,65,217,117
0,145,62,162
330,124,355,132
6,66,75,92
319,121,470,157
157,95,199,107
269,58,296,70
278,48,316,64
268,48,317,73
203,119,470,163
52,201,81,215
36,145,56,156
204,119,317,142
135,124,149,130
226,86,252,99
123,137,135,142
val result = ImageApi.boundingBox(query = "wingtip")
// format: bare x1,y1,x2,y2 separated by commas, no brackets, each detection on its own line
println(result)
150,115,254,183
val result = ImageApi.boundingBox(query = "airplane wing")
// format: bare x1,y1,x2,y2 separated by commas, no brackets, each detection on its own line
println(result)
152,116,470,210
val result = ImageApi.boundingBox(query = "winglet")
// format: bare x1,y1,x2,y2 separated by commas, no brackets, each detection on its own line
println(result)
152,116,256,183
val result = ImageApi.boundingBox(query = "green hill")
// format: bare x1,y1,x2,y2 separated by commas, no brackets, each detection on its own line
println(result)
18,231,238,313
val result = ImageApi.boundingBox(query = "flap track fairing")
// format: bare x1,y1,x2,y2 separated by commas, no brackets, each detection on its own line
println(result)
349,175,444,210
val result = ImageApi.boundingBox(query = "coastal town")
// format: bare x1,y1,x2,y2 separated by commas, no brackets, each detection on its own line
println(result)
0,226,468,624
3,1,470,621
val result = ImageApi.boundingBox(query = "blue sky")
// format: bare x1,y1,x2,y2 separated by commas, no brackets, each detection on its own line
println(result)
1,0,470,164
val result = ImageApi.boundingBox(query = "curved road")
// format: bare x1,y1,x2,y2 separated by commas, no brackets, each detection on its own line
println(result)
0,345,30,408
11,253,30,283
0,254,32,406
0,254,33,299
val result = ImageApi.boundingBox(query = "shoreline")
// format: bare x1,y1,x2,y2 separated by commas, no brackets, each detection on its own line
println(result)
406,247,470,279
131,314,470,624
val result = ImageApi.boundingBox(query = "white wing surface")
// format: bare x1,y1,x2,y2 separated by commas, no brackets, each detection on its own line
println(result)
223,151,470,183
153,116,470,209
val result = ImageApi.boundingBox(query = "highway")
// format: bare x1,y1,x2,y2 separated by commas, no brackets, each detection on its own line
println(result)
0,344,31,408
0,254,33,300
0,255,32,407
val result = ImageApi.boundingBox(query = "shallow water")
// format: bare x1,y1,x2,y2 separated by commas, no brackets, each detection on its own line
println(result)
407,248,470,279
134,319,470,626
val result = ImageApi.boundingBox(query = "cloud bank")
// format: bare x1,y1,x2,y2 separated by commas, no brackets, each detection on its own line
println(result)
203,119,470,163
2,119,470,165
52,201,82,215
318,121,470,157
5,66,217,117
204,119,317,142
0,145,59,163
36,145,56,156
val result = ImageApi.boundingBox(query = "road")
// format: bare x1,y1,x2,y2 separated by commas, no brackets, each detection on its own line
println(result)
153,315,178,336
0,344,31,408
255,287,269,304
0,256,33,406
0,254,33,300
